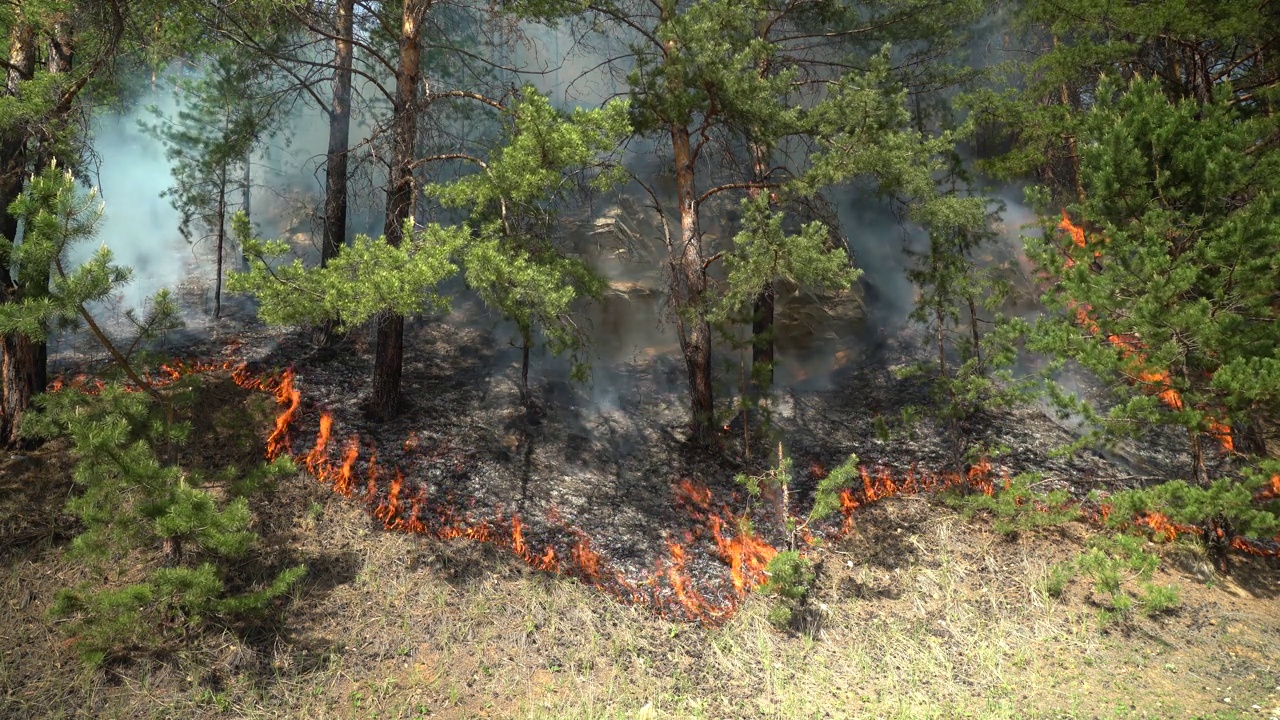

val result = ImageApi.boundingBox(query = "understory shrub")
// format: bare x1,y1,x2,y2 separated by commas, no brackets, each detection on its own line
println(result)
1102,462,1280,542
737,447,859,630
944,472,1081,535
1043,533,1181,625
26,382,304,665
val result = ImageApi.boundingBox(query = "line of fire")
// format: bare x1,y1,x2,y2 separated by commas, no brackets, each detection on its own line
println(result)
48,350,1280,623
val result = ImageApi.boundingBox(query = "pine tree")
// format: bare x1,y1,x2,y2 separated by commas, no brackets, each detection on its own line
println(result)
229,89,629,396
1025,78,1280,483
966,0,1280,202
29,382,303,666
0,165,183,405
426,89,629,397
0,0,136,446
146,48,281,318
0,165,302,665
585,0,986,446
727,0,985,411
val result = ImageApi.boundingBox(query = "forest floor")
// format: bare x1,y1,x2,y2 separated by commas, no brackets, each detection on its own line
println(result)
3,420,1280,720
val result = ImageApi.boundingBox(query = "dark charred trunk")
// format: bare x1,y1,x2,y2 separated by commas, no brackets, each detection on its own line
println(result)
670,124,715,446
370,0,422,421
519,324,531,400
370,312,404,418
751,282,774,399
747,141,774,409
967,293,982,371
1190,427,1209,488
215,165,226,318
318,0,354,347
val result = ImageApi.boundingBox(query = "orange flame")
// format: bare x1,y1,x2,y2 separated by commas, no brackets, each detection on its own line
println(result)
675,478,712,509
265,369,300,459
1257,475,1280,502
1059,211,1232,452
511,515,528,559
1058,211,1086,248
571,532,602,580
305,413,333,474
708,514,776,596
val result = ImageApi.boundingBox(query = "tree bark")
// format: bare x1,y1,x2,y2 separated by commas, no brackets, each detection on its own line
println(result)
1,335,42,445
318,0,354,347
240,149,251,270
214,164,226,318
0,18,36,446
670,123,715,446
1052,35,1085,204
747,141,774,409
519,324,531,402
370,0,423,421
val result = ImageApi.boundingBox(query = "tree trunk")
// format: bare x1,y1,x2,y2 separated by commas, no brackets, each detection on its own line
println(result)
0,19,35,447
318,0,354,346
370,0,422,421
747,141,773,409
1190,427,1209,487
1,334,43,445
670,123,715,446
214,165,226,318
1052,35,1085,204
967,293,982,371
240,150,251,270
520,324,531,400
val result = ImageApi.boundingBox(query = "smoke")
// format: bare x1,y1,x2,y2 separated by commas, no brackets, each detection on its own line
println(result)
59,14,1056,431
79,92,191,311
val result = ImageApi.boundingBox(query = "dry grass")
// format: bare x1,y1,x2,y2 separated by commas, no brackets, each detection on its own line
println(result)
5,455,1280,720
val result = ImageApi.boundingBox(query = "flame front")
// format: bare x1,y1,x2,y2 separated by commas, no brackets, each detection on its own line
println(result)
72,353,1276,626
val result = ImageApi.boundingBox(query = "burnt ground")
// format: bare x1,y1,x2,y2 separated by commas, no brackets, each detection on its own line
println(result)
241,309,1246,602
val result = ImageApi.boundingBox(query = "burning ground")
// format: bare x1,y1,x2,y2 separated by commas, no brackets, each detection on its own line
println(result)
250,306,1271,622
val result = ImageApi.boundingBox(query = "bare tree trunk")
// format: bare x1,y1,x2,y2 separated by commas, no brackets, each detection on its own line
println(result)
240,150,251,270
318,0,354,346
370,0,422,421
1190,428,1209,487
1053,35,1086,204
519,324,531,401
967,293,982,371
936,304,947,380
670,123,715,446
215,164,226,318
0,18,36,447
747,141,774,410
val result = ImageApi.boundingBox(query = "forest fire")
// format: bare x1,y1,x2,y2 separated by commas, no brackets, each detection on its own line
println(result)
46,356,1280,621
1057,212,1234,451
234,363,1280,606
837,460,1003,533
